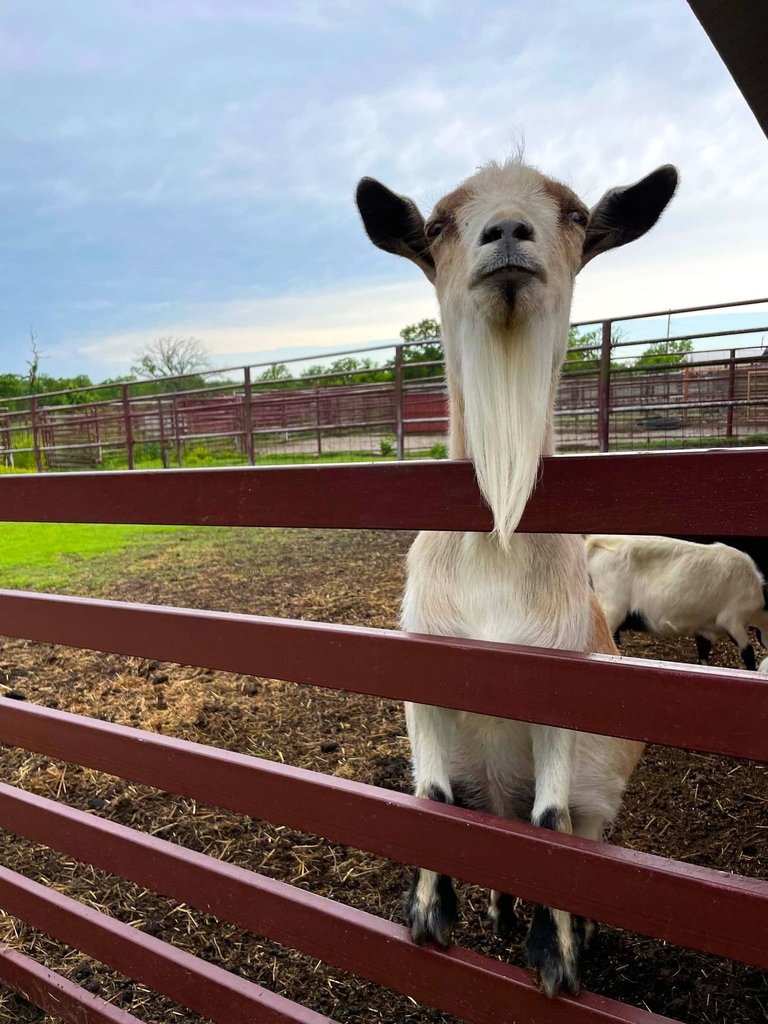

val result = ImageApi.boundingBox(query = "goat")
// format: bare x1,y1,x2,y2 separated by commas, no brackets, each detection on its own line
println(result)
759,657,768,675
586,535,768,670
356,155,677,995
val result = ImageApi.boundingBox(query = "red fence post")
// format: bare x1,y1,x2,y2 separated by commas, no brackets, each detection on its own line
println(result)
121,384,135,471
172,396,183,467
242,368,255,466
158,398,170,469
394,345,405,461
597,320,612,452
94,404,103,465
315,388,322,456
29,397,43,473
726,348,736,439
0,409,9,467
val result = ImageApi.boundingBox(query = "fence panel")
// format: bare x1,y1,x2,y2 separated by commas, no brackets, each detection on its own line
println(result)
0,448,767,1021
1,300,766,471
1,696,767,984
0,783,675,1024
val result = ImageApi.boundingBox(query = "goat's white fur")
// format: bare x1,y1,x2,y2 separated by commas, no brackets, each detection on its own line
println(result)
759,657,768,675
356,155,677,996
398,164,642,993
586,535,768,658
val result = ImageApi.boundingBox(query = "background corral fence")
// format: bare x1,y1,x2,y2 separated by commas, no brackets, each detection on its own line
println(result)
2,298,768,473
0,450,766,1022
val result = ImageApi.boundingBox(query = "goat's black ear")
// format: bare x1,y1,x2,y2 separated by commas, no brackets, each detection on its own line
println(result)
580,165,679,269
356,177,435,282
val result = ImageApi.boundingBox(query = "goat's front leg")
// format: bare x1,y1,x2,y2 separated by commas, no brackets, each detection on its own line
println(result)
524,725,580,997
403,701,459,947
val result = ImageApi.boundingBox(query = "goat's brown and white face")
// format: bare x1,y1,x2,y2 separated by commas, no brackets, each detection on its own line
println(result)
357,156,678,541
356,158,678,329
424,162,587,325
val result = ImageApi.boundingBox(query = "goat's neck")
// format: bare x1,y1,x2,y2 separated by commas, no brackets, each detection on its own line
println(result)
443,306,569,546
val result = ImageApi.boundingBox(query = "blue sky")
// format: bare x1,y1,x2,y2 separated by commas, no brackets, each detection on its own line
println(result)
2,0,767,380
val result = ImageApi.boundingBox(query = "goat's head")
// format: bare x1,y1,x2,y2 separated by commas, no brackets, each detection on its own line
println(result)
356,156,678,542
356,159,678,330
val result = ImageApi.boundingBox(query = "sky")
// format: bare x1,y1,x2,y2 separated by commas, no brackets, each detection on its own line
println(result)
1,0,767,381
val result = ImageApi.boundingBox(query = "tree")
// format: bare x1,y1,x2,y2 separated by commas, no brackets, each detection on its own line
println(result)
563,326,627,374
563,326,600,373
298,356,389,387
399,318,441,345
131,336,210,386
634,338,693,368
256,363,293,387
24,330,47,392
396,318,443,381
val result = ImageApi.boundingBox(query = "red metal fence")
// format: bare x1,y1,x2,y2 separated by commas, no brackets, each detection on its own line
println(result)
2,299,767,472
0,448,766,1021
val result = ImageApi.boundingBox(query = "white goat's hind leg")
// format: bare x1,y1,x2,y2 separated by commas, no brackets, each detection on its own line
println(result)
524,725,580,997
403,702,459,947
724,623,756,670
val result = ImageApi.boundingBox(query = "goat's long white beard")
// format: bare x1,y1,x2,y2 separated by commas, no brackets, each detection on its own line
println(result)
457,312,567,546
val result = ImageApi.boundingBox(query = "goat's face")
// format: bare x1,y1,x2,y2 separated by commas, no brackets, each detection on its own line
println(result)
356,158,678,330
425,162,587,326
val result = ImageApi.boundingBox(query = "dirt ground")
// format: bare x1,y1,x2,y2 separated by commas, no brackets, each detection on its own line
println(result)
0,528,766,1024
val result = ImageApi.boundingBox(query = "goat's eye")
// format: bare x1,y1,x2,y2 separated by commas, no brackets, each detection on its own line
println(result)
569,211,588,227
425,221,445,239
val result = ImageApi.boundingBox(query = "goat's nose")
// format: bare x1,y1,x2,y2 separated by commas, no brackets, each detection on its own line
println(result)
480,218,535,246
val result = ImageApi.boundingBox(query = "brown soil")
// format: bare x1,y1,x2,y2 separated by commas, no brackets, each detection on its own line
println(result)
0,528,766,1024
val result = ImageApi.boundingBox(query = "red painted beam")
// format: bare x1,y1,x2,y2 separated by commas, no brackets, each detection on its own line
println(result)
0,943,139,1024
0,783,675,1024
0,448,766,535
0,700,766,971
0,863,334,1024
1,590,766,761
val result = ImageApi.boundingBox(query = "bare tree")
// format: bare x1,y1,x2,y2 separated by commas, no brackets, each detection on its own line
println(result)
24,329,48,392
131,336,210,382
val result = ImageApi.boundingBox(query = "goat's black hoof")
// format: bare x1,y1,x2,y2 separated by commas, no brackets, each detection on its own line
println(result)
524,906,580,997
404,870,458,948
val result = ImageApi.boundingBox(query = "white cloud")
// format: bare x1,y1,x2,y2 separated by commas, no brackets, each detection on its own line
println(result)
75,279,437,369
73,225,768,376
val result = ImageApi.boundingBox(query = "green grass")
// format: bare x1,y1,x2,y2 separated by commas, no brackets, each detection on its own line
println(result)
0,523,184,590
608,433,768,452
97,447,443,471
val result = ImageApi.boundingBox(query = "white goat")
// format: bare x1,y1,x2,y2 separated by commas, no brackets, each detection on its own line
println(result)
587,535,768,670
759,657,768,675
356,156,677,995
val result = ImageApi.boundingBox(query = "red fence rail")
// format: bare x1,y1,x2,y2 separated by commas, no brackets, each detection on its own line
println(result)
0,447,766,534
0,451,767,1022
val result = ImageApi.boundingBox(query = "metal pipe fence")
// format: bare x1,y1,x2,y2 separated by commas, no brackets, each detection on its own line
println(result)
1,299,767,471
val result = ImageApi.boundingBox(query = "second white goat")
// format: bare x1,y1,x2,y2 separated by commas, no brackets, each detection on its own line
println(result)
586,535,768,670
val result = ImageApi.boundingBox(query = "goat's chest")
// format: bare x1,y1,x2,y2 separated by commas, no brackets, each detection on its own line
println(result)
402,531,591,651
